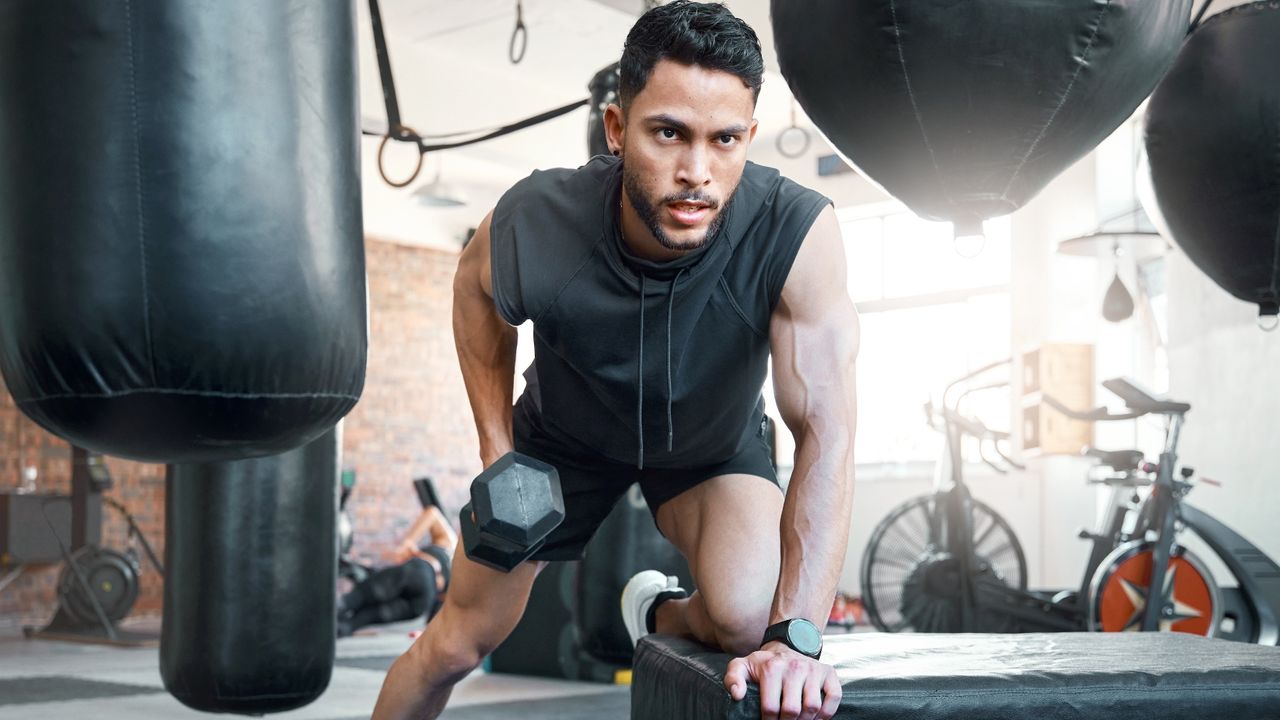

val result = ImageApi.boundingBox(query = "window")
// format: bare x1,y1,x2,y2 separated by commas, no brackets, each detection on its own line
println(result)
768,203,1014,472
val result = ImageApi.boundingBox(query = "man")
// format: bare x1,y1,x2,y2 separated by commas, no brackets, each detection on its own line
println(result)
372,3,858,719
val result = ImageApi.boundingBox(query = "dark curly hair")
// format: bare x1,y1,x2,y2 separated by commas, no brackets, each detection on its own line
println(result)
619,1,764,109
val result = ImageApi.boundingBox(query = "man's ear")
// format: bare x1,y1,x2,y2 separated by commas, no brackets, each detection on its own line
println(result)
604,103,625,156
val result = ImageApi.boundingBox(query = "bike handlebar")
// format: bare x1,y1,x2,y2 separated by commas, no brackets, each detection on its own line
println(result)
1040,394,1147,423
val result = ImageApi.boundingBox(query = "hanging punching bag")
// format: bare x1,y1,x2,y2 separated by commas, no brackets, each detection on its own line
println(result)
587,62,620,160
0,0,366,462
161,428,340,714
771,0,1192,234
1145,1,1280,320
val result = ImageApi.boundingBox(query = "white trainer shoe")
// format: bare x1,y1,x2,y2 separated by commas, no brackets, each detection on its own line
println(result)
621,570,686,648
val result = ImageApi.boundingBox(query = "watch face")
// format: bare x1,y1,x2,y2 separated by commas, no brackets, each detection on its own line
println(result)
788,619,823,656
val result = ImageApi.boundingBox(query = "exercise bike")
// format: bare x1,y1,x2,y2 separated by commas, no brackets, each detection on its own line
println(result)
22,449,165,645
860,364,1280,643
860,360,1074,633
1048,380,1280,642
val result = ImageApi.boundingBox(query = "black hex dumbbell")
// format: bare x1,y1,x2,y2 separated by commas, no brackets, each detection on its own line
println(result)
459,452,564,572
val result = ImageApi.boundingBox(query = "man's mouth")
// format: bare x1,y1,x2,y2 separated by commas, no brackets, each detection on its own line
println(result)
667,200,712,226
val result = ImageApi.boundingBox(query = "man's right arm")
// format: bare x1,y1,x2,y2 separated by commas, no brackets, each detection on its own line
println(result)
452,211,518,467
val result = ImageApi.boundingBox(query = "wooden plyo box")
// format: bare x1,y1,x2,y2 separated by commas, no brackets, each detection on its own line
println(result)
1020,343,1093,456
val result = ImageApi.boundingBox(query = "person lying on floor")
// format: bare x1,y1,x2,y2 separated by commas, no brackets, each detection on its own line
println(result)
338,502,458,637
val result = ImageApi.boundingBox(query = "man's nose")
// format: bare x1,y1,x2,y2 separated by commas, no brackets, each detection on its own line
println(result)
675,144,711,188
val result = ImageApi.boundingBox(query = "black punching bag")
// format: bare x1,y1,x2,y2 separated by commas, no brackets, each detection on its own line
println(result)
771,0,1191,234
1145,2,1280,320
161,428,340,714
588,62,620,159
0,1,366,462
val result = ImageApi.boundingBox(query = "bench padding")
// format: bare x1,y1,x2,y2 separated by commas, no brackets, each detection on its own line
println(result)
632,632,1280,720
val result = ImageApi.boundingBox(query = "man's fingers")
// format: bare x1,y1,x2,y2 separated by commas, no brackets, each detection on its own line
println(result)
757,657,786,720
800,672,825,720
820,668,842,719
777,659,806,720
729,651,841,720
724,657,750,700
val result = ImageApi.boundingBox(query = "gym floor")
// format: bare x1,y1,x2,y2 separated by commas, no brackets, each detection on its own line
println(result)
0,618,630,720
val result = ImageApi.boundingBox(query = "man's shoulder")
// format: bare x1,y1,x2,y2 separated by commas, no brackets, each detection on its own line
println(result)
732,162,830,236
488,157,615,324
738,161,828,215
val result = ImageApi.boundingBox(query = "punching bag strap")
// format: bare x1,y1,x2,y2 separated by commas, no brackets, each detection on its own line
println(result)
362,0,588,188
368,0,424,187
1189,0,1216,33
369,0,408,142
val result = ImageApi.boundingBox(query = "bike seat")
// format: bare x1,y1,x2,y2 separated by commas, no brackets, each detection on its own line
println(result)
1102,377,1191,415
1085,448,1145,470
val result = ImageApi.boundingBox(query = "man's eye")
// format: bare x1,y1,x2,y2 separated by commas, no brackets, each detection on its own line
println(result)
658,128,678,140
717,135,737,145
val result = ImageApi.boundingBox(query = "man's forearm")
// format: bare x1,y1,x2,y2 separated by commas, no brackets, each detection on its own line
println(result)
452,283,518,465
771,425,855,629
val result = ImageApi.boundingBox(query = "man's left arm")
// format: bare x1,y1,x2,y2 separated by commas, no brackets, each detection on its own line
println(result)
724,205,858,720
768,203,859,641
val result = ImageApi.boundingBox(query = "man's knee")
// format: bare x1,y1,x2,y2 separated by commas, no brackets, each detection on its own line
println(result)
407,621,485,686
410,597,519,683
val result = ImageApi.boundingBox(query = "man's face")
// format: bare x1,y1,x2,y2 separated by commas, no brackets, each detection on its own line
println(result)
617,59,758,253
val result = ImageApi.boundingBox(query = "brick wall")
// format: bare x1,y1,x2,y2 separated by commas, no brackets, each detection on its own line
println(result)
0,238,477,627
342,239,478,564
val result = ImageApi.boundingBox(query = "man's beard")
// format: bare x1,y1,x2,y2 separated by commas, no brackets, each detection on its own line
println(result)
623,164,735,253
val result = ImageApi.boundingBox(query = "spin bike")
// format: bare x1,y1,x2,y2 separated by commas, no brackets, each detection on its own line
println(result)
1049,379,1280,642
860,365,1280,643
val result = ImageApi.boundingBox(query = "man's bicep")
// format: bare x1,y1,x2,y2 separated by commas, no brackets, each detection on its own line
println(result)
777,206,853,327
770,206,860,430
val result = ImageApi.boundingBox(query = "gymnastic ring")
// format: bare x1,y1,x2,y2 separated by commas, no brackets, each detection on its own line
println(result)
776,124,811,159
377,131,425,188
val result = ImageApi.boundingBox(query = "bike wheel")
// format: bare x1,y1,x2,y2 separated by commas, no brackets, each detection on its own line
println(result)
1088,540,1221,636
860,494,1027,632
57,546,140,626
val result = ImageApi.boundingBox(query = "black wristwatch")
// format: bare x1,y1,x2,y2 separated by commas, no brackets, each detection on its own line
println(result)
761,618,823,659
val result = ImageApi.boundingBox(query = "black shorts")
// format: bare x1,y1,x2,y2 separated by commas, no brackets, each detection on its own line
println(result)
514,410,781,562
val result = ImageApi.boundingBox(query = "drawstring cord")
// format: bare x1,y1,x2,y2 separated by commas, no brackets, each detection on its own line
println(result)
666,267,686,452
637,267,686,468
637,273,646,469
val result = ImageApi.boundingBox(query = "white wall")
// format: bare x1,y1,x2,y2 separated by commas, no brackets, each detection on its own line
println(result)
1164,253,1280,576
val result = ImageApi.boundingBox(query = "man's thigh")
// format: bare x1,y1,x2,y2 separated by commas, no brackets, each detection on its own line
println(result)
654,473,784,618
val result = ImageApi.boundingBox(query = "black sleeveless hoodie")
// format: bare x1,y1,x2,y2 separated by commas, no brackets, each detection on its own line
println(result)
490,155,829,469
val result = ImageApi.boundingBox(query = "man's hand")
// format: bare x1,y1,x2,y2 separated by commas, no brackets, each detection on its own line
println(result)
724,641,842,720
